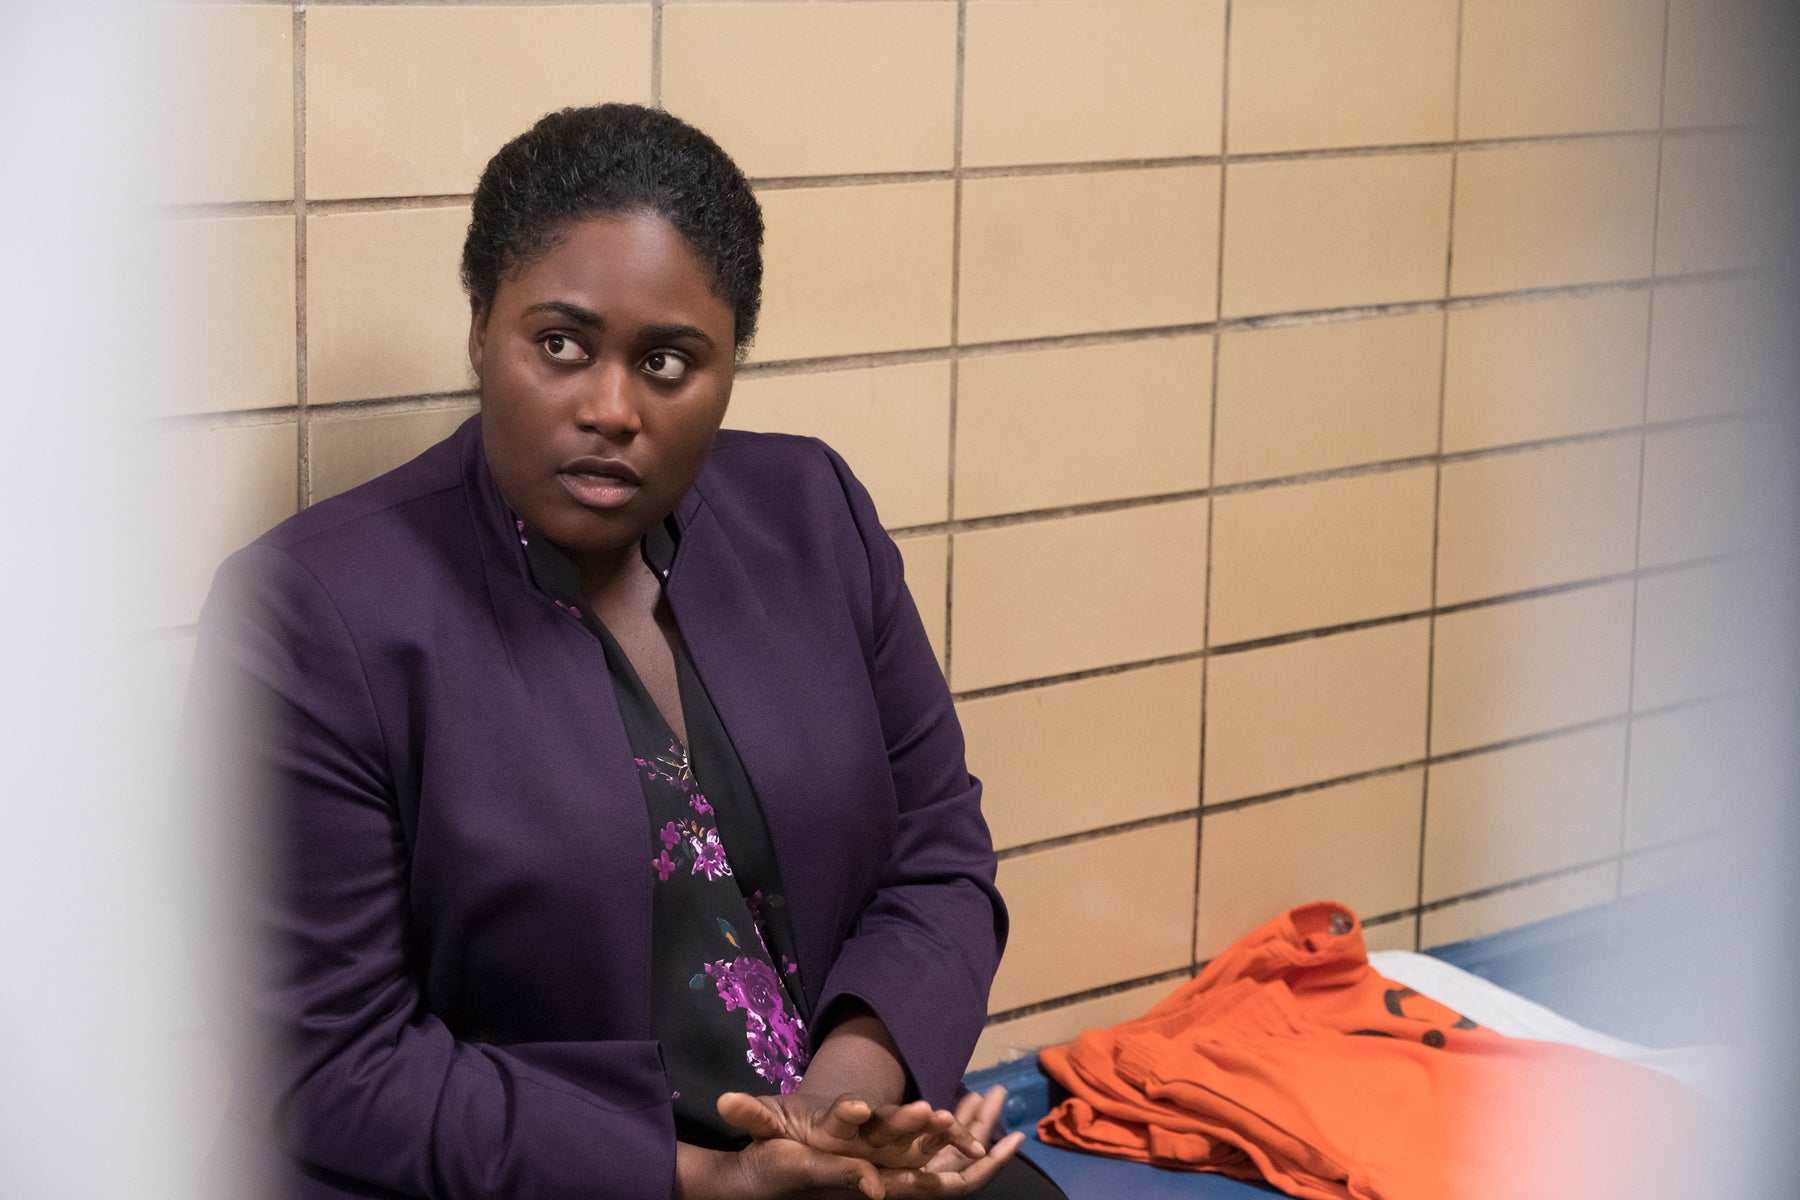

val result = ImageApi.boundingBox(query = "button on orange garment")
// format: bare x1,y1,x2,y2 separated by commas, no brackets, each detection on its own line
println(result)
1039,903,1711,1200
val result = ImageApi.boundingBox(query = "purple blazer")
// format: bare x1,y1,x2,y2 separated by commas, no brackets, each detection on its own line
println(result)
192,417,1007,1200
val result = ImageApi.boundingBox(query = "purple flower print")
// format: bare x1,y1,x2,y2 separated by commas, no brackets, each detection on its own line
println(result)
651,850,678,882
703,955,809,1093
690,829,731,881
689,793,714,816
659,821,683,851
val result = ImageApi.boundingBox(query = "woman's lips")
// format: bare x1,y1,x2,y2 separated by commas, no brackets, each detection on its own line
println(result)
558,468,641,510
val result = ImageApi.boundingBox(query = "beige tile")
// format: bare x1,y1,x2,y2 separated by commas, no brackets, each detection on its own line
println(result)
1443,291,1651,452
1209,467,1437,646
1656,132,1772,277
1626,700,1765,851
305,5,652,200
1436,437,1642,606
959,167,1220,344
1639,420,1773,568
1362,916,1420,954
309,405,478,503
143,421,298,630
727,362,951,529
1452,138,1660,296
990,821,1197,1012
962,0,1224,167
1431,582,1635,754
151,215,296,417
959,662,1202,851
1648,279,1778,424
1423,726,1626,904
152,4,293,204
1419,863,1617,947
1221,153,1452,318
306,206,474,406
954,337,1212,519
1665,0,1773,129
1195,771,1424,960
1620,835,1725,897
1633,559,1782,710
1214,312,1442,485
755,182,954,362
1228,0,1458,154
970,978,1185,1070
895,534,948,673
950,501,1208,692
1203,620,1430,804
663,2,953,178
1459,0,1665,139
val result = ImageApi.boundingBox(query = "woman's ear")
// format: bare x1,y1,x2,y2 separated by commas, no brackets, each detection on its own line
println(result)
467,297,490,378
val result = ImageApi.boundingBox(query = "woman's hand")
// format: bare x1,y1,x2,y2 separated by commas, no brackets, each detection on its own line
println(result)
710,1086,1023,1198
717,1091,986,1169
874,1086,1026,1197
676,1138,884,1200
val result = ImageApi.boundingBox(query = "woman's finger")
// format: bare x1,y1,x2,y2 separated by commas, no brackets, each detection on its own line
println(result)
879,1131,1026,1198
819,1094,876,1143
717,1092,787,1141
925,1107,985,1160
862,1101,979,1166
951,1090,985,1128
967,1086,1008,1145
752,1136,887,1200
860,1099,933,1151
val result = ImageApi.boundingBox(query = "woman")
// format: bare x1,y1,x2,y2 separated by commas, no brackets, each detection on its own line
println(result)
191,104,1065,1199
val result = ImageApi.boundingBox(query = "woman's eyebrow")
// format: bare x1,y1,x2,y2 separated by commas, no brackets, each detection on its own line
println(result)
639,323,715,349
522,300,603,327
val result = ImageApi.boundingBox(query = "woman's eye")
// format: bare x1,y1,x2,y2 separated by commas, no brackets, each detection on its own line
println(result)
642,351,689,382
541,333,588,363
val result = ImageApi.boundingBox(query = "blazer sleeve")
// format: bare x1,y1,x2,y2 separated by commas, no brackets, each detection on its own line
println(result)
189,542,676,1200
806,443,1010,1107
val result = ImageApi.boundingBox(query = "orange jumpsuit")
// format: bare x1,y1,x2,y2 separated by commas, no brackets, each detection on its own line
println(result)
1038,903,1710,1200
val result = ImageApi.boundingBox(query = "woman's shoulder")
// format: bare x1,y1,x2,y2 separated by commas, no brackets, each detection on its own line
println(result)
698,429,880,534
209,418,485,634
275,417,471,537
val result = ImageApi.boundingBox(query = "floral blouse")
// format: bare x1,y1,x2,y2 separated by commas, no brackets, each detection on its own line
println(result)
518,516,813,1150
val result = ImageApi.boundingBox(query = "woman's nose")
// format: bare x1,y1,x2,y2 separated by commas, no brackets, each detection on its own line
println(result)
574,361,640,438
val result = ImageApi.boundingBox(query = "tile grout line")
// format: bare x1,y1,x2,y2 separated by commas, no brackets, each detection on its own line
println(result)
147,119,1752,222
942,0,966,692
649,0,663,108
1414,0,1467,953
1191,0,1234,982
980,679,1757,866
944,552,1755,704
985,845,1647,1030
292,2,311,511
983,966,1195,1030
154,398,1754,478
1618,0,1678,894
160,272,1752,434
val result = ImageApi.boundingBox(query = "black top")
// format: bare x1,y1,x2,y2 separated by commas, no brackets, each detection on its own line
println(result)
517,515,813,1149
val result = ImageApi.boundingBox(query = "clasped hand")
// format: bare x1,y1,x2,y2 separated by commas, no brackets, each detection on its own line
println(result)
686,1085,1023,1199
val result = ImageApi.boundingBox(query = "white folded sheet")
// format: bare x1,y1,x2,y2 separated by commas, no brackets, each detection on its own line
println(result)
1368,950,1733,1104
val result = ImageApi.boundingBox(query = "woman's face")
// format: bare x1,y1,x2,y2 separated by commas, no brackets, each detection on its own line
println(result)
470,210,738,569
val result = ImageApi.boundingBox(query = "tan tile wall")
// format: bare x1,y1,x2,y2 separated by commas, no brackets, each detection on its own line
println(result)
149,1,1780,1072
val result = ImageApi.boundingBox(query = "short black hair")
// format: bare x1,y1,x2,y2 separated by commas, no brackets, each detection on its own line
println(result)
461,104,763,350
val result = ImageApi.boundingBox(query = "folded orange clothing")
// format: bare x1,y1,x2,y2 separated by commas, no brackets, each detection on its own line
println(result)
1039,903,1710,1200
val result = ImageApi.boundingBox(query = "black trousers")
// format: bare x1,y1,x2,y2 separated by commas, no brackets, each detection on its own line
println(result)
975,1152,1069,1200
